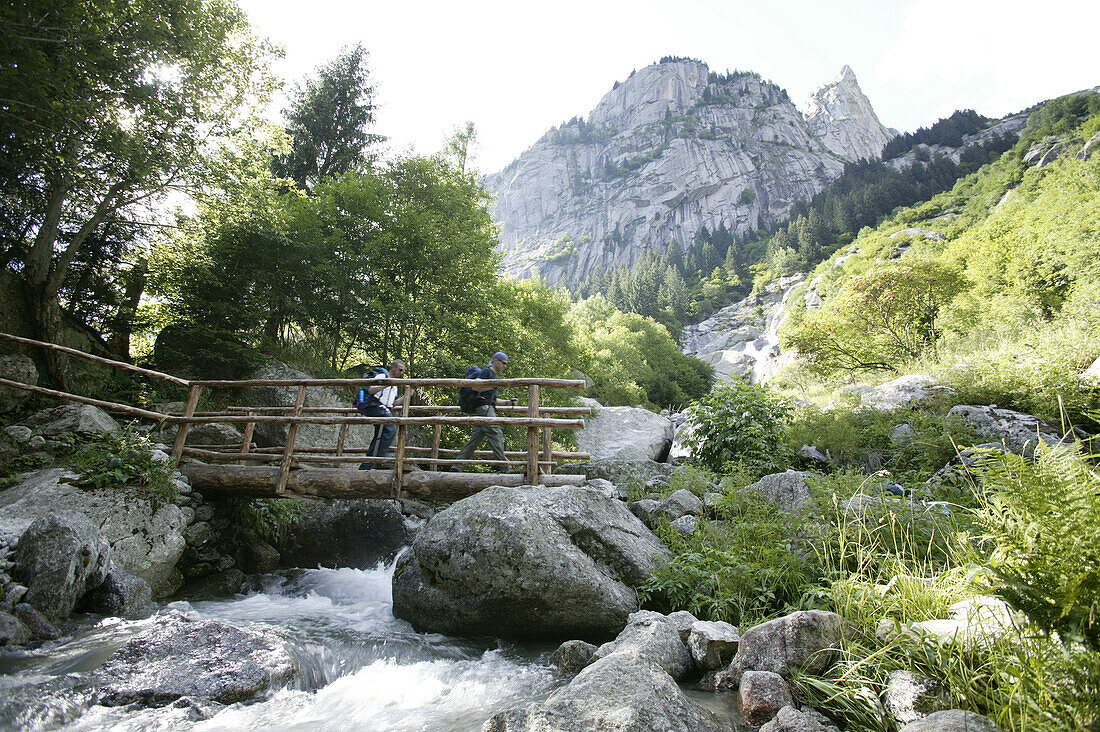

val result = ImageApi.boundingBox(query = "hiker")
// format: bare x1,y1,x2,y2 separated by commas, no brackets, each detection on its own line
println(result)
455,352,518,469
357,359,405,469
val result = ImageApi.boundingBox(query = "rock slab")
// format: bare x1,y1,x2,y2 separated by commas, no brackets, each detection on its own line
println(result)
392,486,669,642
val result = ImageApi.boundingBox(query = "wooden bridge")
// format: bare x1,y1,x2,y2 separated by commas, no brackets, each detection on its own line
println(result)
0,333,591,503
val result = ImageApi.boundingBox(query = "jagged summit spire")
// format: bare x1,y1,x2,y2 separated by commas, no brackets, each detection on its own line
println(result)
804,66,892,162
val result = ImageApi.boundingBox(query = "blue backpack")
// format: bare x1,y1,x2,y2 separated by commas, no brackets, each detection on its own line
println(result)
458,365,482,413
355,365,390,414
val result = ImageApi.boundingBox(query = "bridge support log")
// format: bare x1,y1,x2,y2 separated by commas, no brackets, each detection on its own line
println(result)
181,463,586,503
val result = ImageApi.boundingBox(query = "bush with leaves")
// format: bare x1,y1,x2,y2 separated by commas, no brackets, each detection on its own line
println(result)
968,441,1100,653
69,425,175,502
684,378,792,476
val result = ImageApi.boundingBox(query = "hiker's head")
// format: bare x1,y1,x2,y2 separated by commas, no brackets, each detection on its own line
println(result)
389,359,406,377
490,352,509,372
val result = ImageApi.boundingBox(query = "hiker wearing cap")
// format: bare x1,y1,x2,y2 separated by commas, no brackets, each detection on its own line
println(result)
455,352,518,468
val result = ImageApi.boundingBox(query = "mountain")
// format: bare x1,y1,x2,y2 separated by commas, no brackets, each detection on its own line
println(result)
485,59,893,286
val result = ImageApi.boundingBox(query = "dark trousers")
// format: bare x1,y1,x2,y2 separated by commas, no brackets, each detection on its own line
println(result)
359,404,396,469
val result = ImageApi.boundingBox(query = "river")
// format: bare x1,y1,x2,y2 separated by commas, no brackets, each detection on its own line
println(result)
0,558,566,731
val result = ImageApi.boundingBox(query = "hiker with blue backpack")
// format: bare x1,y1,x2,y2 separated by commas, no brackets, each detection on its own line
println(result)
455,352,518,470
355,359,406,469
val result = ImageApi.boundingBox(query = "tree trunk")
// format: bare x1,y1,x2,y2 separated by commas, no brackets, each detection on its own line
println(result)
107,257,148,360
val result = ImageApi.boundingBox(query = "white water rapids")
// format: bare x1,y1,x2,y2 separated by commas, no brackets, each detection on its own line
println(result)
1,560,565,731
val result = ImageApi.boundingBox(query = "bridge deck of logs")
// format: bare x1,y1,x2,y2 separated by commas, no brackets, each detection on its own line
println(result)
0,332,591,502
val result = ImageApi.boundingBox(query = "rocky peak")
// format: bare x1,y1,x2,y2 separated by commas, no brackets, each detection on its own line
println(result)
804,66,893,162
486,60,893,286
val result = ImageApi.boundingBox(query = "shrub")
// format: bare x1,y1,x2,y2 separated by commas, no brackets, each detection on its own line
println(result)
968,441,1100,653
684,378,792,476
69,425,176,502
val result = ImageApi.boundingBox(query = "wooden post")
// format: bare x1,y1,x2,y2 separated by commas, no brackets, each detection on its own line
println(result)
430,423,441,472
526,385,540,485
277,385,307,495
336,424,348,458
393,384,412,496
239,412,256,466
542,428,553,475
170,384,202,467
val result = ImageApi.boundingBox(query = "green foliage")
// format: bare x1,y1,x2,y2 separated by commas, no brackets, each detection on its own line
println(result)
568,295,713,409
684,379,792,475
640,489,810,625
68,426,176,503
968,442,1100,653
233,498,303,545
786,404,982,487
270,44,383,191
787,260,969,374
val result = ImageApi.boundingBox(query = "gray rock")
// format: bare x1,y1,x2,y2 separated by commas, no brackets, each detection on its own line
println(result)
667,610,700,643
240,360,373,451
96,611,297,706
889,228,946,242
277,498,407,569
20,403,119,436
392,486,669,642
629,498,661,526
182,569,246,600
1082,354,1100,383
740,670,794,726
4,425,33,444
583,477,622,499
909,596,1019,650
898,709,1001,732
760,705,841,732
799,445,828,464
591,610,693,680
851,375,951,412
891,423,916,444
556,459,675,487
717,610,842,687
689,620,740,670
0,469,187,598
485,654,730,731
0,354,37,414
742,470,818,514
0,675,94,729
884,670,955,726
658,489,704,520
13,602,60,640
78,566,152,617
576,406,673,463
550,640,597,674
947,405,1064,454
13,511,110,621
0,609,32,645
672,514,698,537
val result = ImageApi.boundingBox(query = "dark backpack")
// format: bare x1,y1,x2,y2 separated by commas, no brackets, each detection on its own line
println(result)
355,365,390,414
458,365,483,413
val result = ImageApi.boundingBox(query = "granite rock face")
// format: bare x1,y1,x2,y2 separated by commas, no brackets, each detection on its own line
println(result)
12,512,110,621
486,60,892,286
803,65,893,162
391,485,669,642
0,354,37,414
0,469,187,598
576,405,674,463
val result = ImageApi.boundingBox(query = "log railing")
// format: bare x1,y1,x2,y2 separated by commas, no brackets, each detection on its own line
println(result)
0,332,591,498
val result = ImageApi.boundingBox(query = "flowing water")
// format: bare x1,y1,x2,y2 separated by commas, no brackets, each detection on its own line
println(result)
0,558,566,731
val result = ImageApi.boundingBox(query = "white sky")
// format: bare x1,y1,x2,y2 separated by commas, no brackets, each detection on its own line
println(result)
237,0,1100,174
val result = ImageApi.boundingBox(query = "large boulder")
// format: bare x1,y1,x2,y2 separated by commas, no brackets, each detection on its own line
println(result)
0,354,37,414
20,404,119,437
240,360,372,452
576,405,674,462
689,620,741,671
95,611,297,707
899,710,1000,732
760,705,841,732
77,566,152,617
557,458,676,488
946,405,1064,454
844,375,951,412
716,610,842,687
276,498,407,569
741,470,818,514
884,670,955,726
485,654,731,731
392,486,670,641
740,670,794,726
0,469,188,598
590,610,693,680
12,512,110,621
